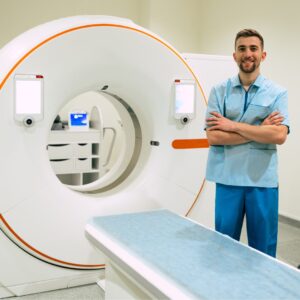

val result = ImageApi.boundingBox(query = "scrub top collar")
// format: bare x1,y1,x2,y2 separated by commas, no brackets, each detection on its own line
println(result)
231,74,264,89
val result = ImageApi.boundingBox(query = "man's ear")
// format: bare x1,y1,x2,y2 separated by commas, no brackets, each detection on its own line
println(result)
261,51,267,61
233,52,237,62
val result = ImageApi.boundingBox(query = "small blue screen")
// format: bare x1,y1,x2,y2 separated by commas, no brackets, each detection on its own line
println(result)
70,113,88,127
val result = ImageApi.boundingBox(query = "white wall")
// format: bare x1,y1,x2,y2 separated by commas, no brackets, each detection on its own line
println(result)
0,0,143,48
139,0,202,52
1,0,299,220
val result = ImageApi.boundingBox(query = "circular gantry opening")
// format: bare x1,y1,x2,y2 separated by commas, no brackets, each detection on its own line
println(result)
47,90,142,193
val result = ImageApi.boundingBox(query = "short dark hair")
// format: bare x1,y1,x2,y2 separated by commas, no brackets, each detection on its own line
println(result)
235,29,264,49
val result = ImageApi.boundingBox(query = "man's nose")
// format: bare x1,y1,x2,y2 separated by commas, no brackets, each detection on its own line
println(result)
244,48,252,56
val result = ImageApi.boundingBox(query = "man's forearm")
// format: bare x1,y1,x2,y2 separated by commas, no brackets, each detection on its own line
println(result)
206,130,250,145
206,111,288,145
234,123,288,145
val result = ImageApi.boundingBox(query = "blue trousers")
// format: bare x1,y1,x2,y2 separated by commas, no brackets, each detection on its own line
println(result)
215,183,278,257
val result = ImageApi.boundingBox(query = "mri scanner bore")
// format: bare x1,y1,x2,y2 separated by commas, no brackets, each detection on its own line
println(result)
0,16,209,297
47,90,142,191
48,78,196,190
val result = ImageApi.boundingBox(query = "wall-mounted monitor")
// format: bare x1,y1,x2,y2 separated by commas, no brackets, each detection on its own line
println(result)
14,74,44,122
68,112,89,131
174,79,196,120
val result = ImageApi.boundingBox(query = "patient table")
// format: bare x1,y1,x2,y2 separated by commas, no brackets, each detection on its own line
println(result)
86,209,300,299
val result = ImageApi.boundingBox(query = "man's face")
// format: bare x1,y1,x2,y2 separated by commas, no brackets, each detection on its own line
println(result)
233,36,266,74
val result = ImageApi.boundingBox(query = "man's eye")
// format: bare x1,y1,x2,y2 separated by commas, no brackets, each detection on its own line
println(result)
250,47,258,51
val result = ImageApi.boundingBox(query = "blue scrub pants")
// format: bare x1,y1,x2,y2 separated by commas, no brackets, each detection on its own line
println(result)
215,183,278,257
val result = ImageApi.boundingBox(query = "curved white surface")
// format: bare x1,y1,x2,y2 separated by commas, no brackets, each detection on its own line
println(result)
0,16,209,295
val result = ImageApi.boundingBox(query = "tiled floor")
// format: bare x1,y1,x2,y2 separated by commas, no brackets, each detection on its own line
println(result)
240,218,300,269
277,222,300,267
5,219,300,299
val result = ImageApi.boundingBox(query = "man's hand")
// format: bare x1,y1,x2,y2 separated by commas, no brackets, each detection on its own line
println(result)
262,111,284,126
206,112,237,132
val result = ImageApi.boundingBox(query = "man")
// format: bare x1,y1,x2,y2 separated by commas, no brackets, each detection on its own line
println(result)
205,29,289,257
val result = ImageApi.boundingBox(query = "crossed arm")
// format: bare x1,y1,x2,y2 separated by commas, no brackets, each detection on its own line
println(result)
206,111,288,146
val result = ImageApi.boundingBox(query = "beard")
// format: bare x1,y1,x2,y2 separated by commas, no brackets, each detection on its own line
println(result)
239,60,259,73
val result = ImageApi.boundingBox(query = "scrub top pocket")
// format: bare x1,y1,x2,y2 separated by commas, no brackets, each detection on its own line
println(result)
244,104,271,124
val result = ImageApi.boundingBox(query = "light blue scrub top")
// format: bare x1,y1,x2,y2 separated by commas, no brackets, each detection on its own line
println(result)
205,75,289,188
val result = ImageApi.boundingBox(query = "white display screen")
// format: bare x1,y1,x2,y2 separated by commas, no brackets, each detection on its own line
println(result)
15,79,42,114
175,82,195,114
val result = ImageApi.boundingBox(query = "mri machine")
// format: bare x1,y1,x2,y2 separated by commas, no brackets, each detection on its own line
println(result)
3,15,297,299
0,15,217,297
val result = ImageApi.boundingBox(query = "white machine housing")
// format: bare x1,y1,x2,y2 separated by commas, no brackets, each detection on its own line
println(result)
0,16,214,297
